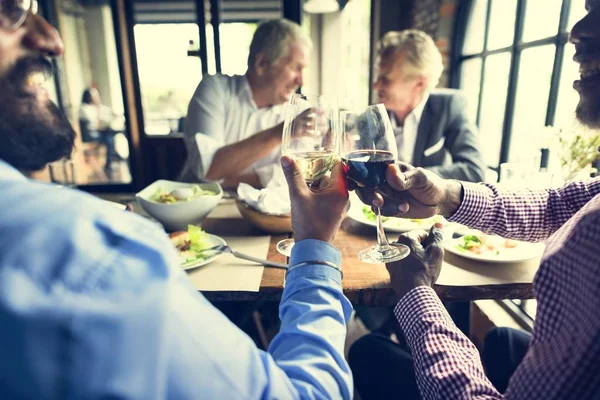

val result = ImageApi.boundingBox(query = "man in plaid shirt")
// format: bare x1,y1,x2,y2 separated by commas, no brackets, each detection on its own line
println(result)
349,1,600,398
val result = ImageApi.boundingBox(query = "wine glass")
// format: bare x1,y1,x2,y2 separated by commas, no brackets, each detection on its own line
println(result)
276,93,339,257
340,104,410,264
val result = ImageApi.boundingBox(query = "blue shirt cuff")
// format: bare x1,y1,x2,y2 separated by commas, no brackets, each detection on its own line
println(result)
287,239,342,285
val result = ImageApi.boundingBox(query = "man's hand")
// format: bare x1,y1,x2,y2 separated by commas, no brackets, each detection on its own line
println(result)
350,163,463,219
281,156,349,243
292,107,328,135
386,223,445,300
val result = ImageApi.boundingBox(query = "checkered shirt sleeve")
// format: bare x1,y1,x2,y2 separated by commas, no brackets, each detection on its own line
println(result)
396,287,502,399
450,178,600,242
393,179,600,399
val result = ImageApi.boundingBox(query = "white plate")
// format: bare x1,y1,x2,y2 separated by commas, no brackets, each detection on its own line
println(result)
346,193,444,233
180,234,227,271
444,236,545,263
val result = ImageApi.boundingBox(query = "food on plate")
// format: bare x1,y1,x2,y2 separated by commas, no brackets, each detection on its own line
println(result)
169,225,214,266
361,206,443,228
456,234,518,256
151,184,217,204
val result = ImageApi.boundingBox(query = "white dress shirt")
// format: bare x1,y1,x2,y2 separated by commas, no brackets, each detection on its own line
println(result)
390,92,429,164
179,74,286,186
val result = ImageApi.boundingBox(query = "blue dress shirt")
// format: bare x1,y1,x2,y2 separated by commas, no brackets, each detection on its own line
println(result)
0,160,353,399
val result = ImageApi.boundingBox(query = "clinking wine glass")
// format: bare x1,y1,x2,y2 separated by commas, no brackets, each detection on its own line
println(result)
276,93,339,257
340,104,410,264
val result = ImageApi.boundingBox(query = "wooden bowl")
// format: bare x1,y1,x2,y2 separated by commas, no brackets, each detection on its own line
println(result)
235,200,292,234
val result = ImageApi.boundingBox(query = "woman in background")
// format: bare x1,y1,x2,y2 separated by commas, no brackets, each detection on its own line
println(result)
79,87,120,178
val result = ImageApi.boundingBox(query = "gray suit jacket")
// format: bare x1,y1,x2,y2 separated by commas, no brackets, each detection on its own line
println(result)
411,89,485,182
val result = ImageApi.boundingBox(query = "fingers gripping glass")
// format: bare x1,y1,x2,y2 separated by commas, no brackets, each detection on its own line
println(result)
0,0,38,30
341,104,410,263
276,93,339,257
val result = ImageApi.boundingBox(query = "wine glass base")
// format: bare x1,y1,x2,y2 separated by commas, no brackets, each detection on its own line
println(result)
276,238,295,257
358,243,410,264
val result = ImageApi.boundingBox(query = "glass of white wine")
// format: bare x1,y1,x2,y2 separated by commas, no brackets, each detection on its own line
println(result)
276,93,339,257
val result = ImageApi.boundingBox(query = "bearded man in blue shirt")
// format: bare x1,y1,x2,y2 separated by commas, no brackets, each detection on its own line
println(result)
0,2,353,398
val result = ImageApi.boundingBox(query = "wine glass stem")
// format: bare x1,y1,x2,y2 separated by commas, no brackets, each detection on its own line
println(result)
375,207,392,251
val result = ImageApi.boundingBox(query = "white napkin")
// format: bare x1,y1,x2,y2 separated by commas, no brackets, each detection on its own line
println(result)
237,169,291,215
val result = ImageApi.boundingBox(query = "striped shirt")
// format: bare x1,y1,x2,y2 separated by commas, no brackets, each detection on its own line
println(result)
395,179,600,399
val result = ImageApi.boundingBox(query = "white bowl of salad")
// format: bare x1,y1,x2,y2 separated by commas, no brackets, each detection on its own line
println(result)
136,180,222,231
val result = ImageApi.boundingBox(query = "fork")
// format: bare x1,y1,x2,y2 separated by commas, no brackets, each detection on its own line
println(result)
200,244,288,269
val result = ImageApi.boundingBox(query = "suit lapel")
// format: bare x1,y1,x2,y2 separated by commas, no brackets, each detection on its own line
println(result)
412,97,434,166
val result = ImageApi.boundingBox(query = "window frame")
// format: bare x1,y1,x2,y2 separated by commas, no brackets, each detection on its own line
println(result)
451,0,579,326
35,0,138,193
450,0,574,173
499,299,535,332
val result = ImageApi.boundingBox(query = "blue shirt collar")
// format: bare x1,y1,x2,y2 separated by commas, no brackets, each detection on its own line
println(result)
0,159,28,182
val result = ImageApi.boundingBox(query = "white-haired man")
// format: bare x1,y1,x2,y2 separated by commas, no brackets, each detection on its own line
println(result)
374,29,485,182
355,29,484,338
179,19,311,189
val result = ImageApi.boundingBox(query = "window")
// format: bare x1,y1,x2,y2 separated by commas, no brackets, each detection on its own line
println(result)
303,0,371,109
454,0,586,171
134,23,202,136
131,1,283,136
510,45,555,162
53,0,131,186
219,23,258,75
339,0,372,110
454,0,586,323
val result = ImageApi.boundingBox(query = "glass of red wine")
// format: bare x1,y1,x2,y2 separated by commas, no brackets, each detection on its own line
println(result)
341,104,410,264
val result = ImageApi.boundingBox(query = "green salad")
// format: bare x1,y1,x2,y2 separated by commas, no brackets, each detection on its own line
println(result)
151,184,217,204
455,234,514,256
172,225,216,267
361,206,443,227
457,235,482,251
187,225,212,255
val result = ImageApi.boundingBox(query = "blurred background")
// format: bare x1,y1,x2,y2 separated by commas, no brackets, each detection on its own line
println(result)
37,0,590,195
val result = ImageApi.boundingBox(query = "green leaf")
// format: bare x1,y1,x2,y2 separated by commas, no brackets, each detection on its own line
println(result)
458,235,481,249
188,225,212,252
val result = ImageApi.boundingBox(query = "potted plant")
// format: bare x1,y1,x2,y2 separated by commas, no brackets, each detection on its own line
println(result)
548,125,600,182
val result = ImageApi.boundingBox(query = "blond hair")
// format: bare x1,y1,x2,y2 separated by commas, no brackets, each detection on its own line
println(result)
378,29,443,89
248,19,312,69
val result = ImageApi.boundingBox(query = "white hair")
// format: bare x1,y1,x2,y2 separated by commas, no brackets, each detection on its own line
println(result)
247,19,312,69
378,29,444,89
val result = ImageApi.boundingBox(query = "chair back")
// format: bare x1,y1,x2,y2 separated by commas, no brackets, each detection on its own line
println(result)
177,116,186,134
79,118,100,143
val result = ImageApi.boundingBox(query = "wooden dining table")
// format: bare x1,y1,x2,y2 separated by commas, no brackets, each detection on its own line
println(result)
100,194,540,306
195,199,540,306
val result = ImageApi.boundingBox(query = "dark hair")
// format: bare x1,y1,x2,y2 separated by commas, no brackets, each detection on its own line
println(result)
81,88,93,104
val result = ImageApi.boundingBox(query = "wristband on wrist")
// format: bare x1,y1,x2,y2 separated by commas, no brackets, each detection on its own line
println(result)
286,260,342,277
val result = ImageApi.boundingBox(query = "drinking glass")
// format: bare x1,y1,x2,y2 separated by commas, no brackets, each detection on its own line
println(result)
340,104,410,264
500,162,555,189
276,93,339,257
48,158,76,187
499,162,534,187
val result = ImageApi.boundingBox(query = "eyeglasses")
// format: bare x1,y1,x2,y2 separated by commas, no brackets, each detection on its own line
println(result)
0,0,38,31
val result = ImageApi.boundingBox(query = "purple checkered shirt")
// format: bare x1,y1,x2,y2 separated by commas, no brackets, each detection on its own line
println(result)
394,179,600,399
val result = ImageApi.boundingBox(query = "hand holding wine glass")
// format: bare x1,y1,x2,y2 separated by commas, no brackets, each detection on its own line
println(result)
341,104,410,264
277,93,339,256
282,94,338,186
281,156,349,244
351,162,463,219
